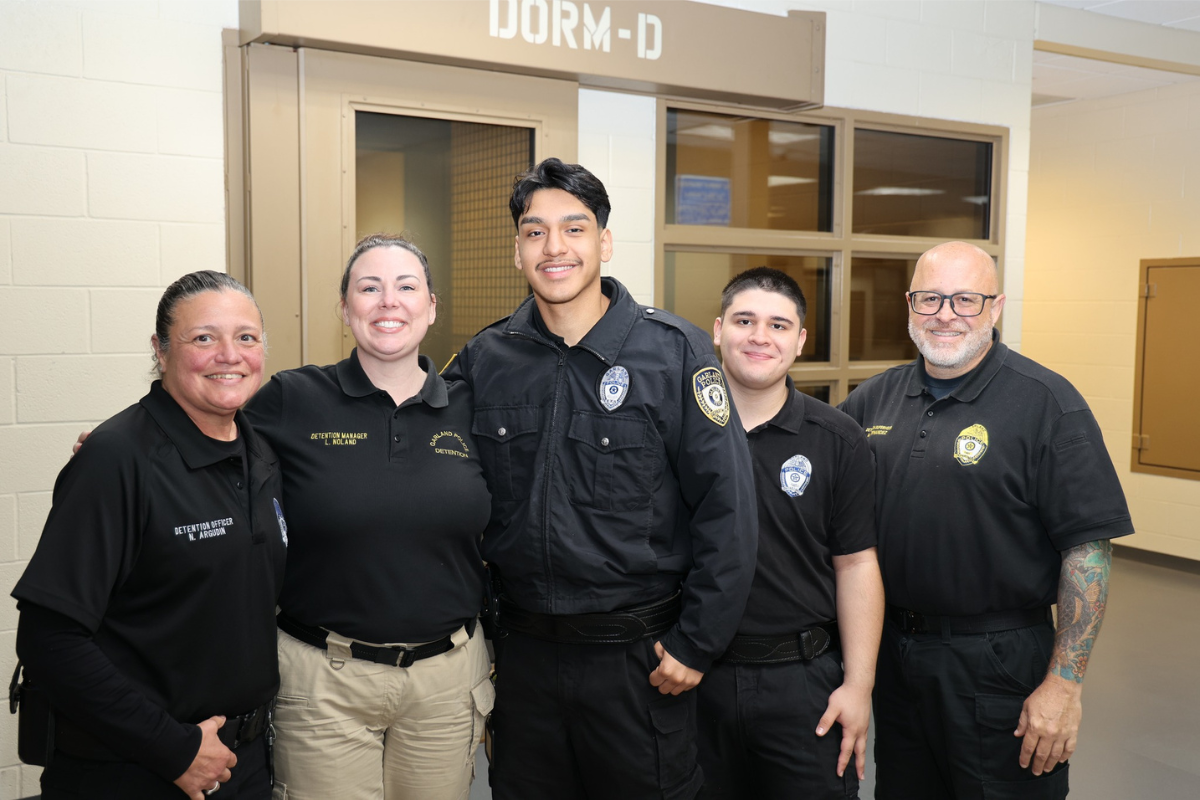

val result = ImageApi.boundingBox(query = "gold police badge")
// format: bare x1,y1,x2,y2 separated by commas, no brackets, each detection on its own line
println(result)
693,367,730,427
953,423,989,466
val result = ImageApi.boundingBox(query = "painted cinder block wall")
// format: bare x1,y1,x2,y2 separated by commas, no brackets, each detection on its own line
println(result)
0,0,236,793
1026,80,1200,561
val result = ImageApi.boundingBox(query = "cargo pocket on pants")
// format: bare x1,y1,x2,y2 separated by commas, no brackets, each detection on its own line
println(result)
469,675,496,767
649,694,696,789
976,693,1068,796
982,764,1069,799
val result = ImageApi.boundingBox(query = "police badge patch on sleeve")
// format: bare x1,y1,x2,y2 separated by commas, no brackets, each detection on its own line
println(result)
780,455,812,497
599,365,630,411
692,367,730,427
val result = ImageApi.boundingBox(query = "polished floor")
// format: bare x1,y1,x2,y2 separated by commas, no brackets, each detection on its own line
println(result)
470,547,1200,799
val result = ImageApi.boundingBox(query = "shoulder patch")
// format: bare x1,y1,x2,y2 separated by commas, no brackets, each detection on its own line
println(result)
693,367,730,427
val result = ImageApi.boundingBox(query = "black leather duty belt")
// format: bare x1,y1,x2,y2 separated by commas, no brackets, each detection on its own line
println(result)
721,622,840,665
55,697,275,762
887,605,1052,635
499,593,681,645
277,613,473,668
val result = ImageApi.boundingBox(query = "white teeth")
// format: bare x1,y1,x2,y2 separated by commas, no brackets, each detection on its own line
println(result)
374,321,403,328
208,374,241,380
544,265,572,273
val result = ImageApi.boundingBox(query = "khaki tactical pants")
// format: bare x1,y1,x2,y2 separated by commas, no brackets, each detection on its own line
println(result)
272,622,494,800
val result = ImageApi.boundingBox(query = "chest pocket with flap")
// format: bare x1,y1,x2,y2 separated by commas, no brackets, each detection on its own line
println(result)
566,412,652,510
472,406,541,501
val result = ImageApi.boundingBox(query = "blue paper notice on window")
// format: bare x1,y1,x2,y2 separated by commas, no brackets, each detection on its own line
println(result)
675,175,731,226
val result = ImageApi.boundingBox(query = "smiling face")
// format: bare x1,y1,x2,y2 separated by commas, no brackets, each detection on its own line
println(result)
907,241,1005,379
341,245,437,369
714,287,807,394
514,187,612,310
154,289,265,432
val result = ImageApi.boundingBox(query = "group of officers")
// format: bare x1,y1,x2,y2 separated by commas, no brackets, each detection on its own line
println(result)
14,157,1132,800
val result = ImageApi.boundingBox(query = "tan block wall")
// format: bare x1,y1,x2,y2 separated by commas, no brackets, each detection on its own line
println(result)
1026,81,1200,561
0,0,236,790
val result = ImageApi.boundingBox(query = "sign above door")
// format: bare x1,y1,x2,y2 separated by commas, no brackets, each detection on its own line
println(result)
240,0,825,111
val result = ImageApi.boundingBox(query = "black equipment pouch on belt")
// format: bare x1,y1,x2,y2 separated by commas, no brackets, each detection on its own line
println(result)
481,565,504,641
498,593,681,645
721,622,841,665
9,660,53,767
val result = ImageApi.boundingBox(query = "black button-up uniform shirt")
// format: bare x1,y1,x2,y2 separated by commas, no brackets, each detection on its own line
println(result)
444,278,758,671
740,380,876,636
839,334,1133,615
246,353,491,644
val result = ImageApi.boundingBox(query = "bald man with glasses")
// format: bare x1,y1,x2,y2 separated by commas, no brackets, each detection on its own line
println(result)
839,241,1133,800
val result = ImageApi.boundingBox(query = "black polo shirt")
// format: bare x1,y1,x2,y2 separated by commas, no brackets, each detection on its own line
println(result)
839,333,1134,616
14,380,287,725
740,380,876,636
246,352,490,644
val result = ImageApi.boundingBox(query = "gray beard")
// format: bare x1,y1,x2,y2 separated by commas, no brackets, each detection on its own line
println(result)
908,319,993,373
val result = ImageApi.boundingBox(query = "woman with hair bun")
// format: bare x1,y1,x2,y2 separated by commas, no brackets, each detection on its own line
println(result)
15,271,287,800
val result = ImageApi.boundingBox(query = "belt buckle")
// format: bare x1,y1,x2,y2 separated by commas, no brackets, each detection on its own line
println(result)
900,609,923,634
230,708,254,750
378,646,416,668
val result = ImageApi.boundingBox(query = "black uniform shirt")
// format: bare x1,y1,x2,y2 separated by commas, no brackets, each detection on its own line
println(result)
740,380,876,636
444,277,758,672
246,352,490,643
839,333,1134,615
13,381,287,724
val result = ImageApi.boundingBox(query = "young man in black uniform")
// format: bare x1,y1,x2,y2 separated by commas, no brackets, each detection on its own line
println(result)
697,268,883,798
839,241,1134,799
443,158,757,799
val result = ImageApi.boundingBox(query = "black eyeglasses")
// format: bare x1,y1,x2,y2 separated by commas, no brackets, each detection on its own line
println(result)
908,291,997,317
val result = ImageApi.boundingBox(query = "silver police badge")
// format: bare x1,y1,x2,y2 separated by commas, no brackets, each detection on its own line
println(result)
780,455,812,497
599,365,630,411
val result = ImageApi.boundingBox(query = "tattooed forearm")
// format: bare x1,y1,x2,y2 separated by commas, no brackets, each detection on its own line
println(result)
1049,539,1112,683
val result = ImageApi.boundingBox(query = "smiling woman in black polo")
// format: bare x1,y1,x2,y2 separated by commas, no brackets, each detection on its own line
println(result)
244,234,493,800
13,271,287,800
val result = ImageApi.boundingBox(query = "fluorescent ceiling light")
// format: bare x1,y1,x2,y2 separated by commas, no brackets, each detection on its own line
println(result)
962,195,990,205
678,124,734,141
768,131,820,145
855,187,945,196
768,175,816,187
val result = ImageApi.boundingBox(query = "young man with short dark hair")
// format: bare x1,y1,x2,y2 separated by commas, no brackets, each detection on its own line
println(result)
444,158,758,800
698,267,883,799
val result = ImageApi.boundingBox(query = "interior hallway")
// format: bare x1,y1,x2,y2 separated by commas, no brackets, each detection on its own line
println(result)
469,547,1200,799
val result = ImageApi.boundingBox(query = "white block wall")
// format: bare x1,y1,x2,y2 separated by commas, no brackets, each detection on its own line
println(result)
0,1,236,791
581,0,1036,347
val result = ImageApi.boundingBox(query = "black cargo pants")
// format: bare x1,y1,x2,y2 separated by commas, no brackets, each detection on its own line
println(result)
489,630,703,800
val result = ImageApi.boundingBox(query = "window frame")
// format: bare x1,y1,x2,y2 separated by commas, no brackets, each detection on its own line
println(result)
656,100,1008,405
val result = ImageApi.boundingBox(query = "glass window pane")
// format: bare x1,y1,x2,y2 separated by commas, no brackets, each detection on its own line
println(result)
796,384,831,404
663,252,831,363
852,129,992,238
666,109,834,232
356,111,533,370
850,256,918,362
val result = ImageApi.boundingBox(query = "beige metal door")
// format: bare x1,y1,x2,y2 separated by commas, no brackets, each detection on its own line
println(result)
241,44,578,373
1134,261,1200,479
